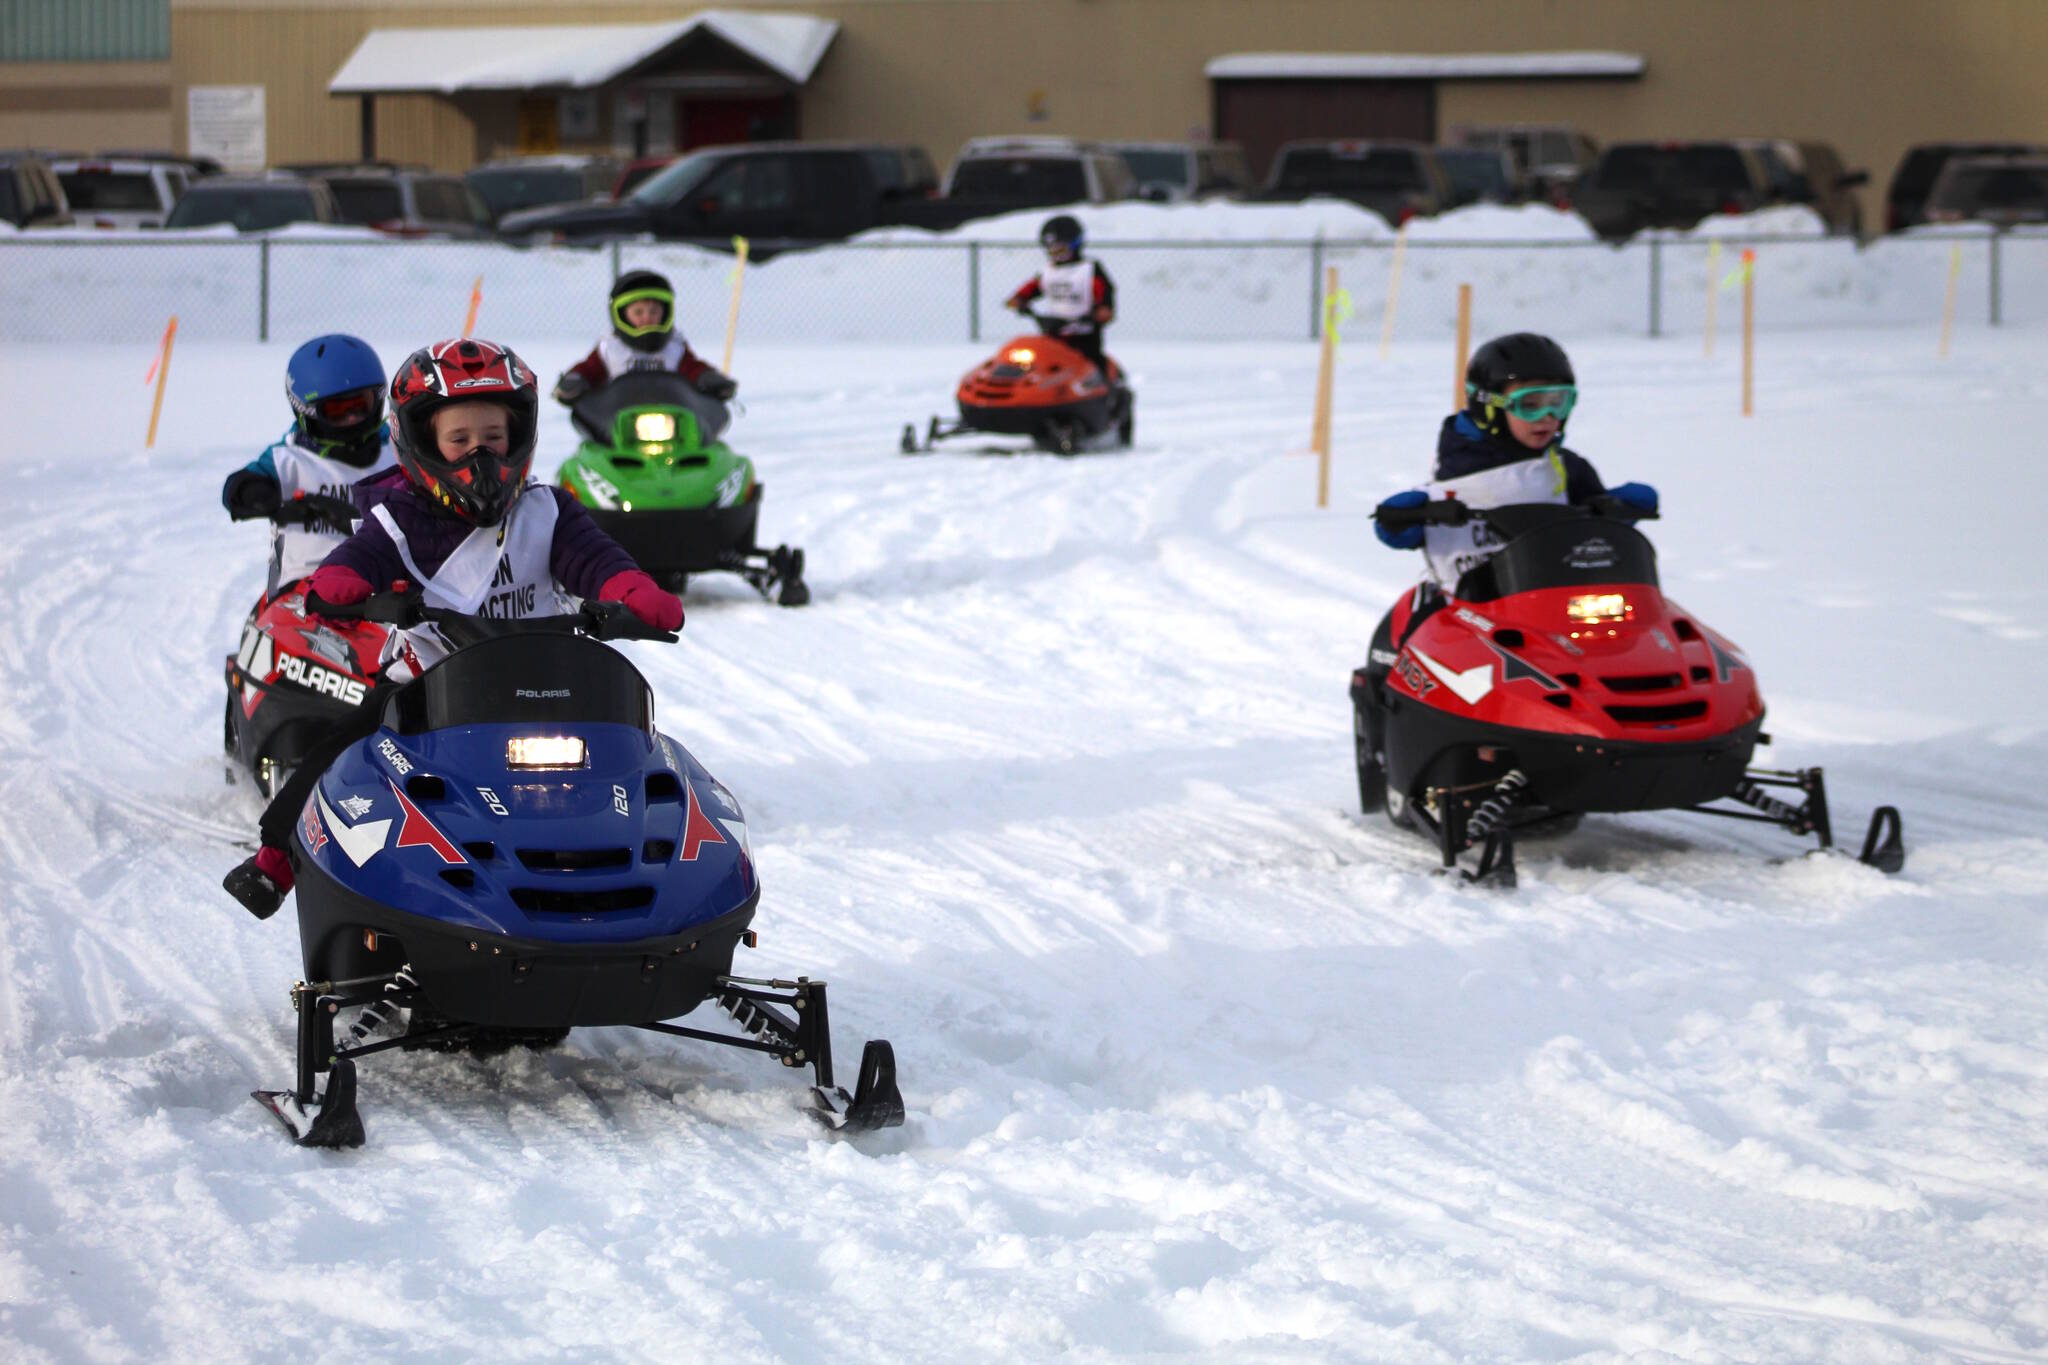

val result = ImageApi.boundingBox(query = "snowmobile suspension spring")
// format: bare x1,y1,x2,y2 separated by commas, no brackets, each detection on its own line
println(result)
339,964,418,1052
1732,779,1803,826
1464,769,1530,848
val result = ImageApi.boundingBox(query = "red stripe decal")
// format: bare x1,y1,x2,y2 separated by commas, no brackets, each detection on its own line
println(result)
388,779,465,864
680,782,728,862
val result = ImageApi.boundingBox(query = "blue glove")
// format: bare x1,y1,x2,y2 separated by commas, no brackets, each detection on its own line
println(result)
1374,489,1429,549
1607,481,1659,513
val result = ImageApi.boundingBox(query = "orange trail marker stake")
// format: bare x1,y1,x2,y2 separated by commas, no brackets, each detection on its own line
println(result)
1740,248,1756,417
1939,242,1962,358
1703,239,1722,358
1452,283,1472,412
1378,224,1407,359
145,315,178,449
461,276,483,338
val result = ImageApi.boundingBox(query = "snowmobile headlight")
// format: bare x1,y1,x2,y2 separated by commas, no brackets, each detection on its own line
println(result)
634,412,677,444
1566,593,1631,625
1006,346,1036,367
506,736,587,770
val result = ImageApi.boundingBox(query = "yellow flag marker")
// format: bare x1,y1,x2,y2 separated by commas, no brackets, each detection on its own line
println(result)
721,235,751,374
1312,268,1350,508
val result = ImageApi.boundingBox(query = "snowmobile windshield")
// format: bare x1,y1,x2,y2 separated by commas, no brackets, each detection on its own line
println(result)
1455,506,1660,602
571,369,731,447
388,633,653,736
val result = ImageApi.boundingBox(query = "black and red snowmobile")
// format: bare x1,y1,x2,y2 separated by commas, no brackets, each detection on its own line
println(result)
1350,498,1905,884
903,309,1133,457
223,494,392,797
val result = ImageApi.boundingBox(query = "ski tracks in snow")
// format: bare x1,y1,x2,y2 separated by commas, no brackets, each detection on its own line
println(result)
2,338,2046,1361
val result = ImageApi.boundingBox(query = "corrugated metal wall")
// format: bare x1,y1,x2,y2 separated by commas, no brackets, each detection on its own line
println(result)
1,0,170,61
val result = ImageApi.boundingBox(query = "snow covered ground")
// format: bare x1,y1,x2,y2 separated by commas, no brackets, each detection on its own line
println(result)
2,317,2046,1362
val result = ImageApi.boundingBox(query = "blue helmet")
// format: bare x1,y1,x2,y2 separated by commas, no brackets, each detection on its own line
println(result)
285,334,386,465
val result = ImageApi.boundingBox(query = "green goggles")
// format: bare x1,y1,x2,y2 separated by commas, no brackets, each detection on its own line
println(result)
1473,383,1578,422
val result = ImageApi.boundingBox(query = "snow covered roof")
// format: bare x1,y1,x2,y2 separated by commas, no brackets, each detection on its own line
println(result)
1205,51,1646,81
328,11,839,95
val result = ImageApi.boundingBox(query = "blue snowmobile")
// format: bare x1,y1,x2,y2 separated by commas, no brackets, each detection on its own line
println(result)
251,591,902,1147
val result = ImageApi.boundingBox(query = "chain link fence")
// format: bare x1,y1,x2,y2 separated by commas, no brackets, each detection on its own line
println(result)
3,231,2043,348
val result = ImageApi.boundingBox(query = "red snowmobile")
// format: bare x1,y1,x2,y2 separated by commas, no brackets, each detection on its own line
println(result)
903,309,1133,457
223,494,393,797
1350,498,1904,884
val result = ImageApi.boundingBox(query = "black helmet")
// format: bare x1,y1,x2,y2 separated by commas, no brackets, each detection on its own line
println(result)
1039,214,1083,259
609,269,675,354
1465,333,1576,436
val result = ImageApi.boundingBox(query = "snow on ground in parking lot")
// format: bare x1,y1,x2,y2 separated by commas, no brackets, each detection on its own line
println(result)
1,311,2046,1362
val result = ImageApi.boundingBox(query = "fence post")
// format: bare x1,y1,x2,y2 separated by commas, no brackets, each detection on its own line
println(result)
258,238,270,343
1648,235,1662,338
1990,231,2003,326
1309,238,1325,341
968,240,981,342
609,238,621,283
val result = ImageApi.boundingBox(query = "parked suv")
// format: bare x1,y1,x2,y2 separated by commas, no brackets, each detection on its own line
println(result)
1256,140,1453,225
1455,124,1598,200
53,157,189,229
1738,139,1868,234
320,167,493,237
942,137,1136,208
0,151,74,228
1569,140,1773,238
163,176,340,232
1434,145,1521,208
465,154,620,225
1102,140,1250,202
1924,154,2048,228
1887,141,2045,232
497,142,947,253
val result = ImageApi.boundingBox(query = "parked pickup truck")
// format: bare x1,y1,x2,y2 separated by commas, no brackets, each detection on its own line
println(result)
499,141,1003,253
497,140,1118,253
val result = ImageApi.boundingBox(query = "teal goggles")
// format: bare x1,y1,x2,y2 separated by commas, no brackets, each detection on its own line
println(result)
1473,383,1578,422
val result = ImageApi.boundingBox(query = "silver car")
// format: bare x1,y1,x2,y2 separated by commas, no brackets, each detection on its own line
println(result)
52,158,189,230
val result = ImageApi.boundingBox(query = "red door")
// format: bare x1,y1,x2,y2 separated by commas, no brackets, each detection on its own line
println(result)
679,97,795,150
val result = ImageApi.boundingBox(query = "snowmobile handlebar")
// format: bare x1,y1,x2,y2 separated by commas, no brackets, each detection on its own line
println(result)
305,588,679,646
1373,498,1658,531
258,492,359,534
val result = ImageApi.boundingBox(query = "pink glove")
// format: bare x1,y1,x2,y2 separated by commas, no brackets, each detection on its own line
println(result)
600,570,683,631
306,564,372,607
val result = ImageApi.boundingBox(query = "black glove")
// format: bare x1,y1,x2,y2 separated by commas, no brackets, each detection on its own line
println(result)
225,472,281,521
693,367,737,401
551,371,590,405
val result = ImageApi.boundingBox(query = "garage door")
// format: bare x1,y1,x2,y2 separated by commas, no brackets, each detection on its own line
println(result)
1215,80,1436,184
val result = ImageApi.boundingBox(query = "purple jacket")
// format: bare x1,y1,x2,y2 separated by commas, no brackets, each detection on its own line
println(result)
324,467,637,597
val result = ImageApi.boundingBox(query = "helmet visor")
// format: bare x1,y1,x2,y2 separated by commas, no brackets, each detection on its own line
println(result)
1501,384,1577,422
611,287,675,338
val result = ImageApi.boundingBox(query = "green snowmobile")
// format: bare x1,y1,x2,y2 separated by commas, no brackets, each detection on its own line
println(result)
557,370,808,606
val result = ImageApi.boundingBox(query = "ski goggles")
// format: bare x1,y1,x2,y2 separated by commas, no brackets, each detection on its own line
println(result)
610,287,675,338
1476,383,1578,422
310,389,380,426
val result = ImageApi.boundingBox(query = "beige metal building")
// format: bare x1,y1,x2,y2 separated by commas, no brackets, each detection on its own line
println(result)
9,0,2048,221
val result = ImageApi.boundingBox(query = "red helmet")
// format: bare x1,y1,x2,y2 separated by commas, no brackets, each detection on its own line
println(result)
388,338,539,527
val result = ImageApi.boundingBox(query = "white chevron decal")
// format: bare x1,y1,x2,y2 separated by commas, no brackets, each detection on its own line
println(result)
1409,647,1494,705
318,788,391,867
